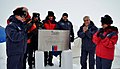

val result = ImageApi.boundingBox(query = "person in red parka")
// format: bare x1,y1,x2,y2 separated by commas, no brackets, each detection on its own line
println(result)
42,11,58,66
92,15,118,69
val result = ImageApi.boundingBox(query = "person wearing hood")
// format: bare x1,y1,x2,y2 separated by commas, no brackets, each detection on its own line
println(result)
93,15,118,69
7,7,31,25
77,16,98,69
42,11,58,66
5,7,29,69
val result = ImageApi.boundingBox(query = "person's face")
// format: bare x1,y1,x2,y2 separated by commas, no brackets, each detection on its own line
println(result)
49,16,54,21
34,17,38,21
16,15,26,22
101,24,109,29
62,16,68,21
84,18,90,26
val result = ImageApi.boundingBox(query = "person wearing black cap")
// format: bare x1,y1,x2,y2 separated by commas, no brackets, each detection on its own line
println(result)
26,13,43,68
56,13,74,67
42,11,58,66
32,13,43,29
5,7,29,69
93,15,118,69
58,13,74,45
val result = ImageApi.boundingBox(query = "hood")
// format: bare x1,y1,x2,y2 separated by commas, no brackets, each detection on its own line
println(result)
105,26,118,33
7,15,23,24
7,15,15,24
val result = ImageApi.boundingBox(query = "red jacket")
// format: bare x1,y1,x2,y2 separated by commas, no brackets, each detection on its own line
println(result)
43,20,57,30
93,28,118,60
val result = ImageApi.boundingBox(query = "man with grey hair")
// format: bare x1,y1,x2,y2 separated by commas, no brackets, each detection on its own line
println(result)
77,16,98,69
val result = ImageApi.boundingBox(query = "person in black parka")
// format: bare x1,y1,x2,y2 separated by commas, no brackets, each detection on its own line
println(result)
5,7,28,69
77,16,98,69
58,13,74,46
28,13,43,68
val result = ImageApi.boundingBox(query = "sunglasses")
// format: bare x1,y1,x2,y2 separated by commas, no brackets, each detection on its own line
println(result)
84,20,89,22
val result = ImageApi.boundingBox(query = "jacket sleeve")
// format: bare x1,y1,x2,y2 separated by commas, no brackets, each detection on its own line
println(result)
85,26,98,38
92,32,101,45
77,26,85,38
70,23,74,42
5,24,25,42
101,34,118,48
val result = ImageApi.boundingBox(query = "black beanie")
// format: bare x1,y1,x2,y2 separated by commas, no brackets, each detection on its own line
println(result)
48,11,54,17
101,15,113,24
13,7,27,17
62,13,68,17
33,13,40,17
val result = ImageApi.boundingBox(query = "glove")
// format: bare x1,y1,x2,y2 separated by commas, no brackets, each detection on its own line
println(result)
97,28,104,37
97,28,106,39
99,33,106,39
107,32,116,38
70,37,74,42
24,21,34,32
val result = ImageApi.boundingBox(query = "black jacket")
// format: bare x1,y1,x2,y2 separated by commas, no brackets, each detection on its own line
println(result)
58,19,74,42
77,21,98,51
5,16,27,56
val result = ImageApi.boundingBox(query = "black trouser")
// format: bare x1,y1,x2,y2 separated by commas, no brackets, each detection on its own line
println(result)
28,44,35,68
23,51,28,69
80,49,95,69
96,56,113,69
23,44,35,69
7,55,24,69
44,51,53,65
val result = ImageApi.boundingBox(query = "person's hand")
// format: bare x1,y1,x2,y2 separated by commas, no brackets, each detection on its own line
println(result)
83,26,88,32
97,28,106,39
107,32,116,38
99,33,106,39
24,21,33,32
97,28,104,37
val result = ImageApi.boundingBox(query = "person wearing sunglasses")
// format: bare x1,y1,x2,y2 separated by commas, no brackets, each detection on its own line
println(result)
77,16,98,69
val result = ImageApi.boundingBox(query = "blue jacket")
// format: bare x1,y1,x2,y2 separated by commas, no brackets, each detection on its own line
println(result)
58,19,74,42
77,21,98,51
5,16,27,56
0,26,6,43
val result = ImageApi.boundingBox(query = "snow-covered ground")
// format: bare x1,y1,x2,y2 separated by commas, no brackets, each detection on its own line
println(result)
0,38,120,69
72,38,120,69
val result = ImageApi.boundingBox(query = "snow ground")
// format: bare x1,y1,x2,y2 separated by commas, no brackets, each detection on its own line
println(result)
0,38,120,69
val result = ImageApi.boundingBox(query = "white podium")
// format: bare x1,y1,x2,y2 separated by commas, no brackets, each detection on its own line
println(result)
35,50,73,69
36,30,73,69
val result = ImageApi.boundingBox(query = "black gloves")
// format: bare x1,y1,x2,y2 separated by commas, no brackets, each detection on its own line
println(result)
98,33,106,39
107,32,116,38
70,37,74,42
24,20,34,32
97,28,106,39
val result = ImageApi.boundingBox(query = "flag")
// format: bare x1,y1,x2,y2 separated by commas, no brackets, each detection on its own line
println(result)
52,45,58,51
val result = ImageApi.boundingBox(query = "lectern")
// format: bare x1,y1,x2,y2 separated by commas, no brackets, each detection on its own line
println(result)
35,30,73,69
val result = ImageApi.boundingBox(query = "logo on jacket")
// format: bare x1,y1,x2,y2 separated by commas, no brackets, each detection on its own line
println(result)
61,23,65,25
17,27,21,30
67,22,70,25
